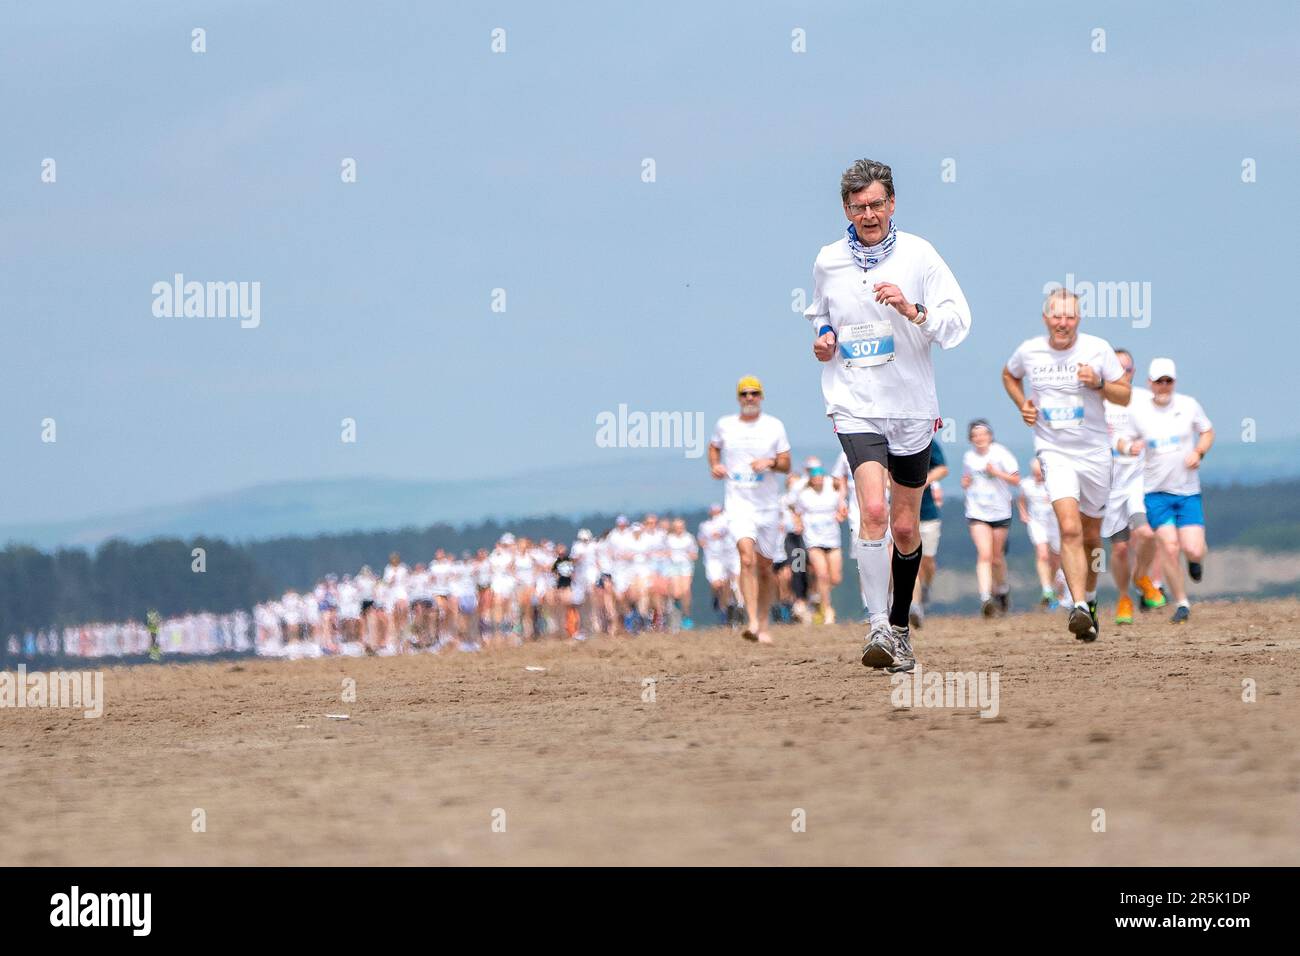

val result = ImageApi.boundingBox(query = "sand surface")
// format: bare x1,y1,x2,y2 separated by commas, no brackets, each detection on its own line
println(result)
3,599,1297,865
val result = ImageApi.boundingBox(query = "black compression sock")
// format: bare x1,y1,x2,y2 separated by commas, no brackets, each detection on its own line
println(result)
889,544,923,629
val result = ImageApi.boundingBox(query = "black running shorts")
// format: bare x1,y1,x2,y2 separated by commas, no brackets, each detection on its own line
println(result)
837,432,932,488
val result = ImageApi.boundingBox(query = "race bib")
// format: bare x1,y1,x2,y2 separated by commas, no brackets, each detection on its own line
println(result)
839,320,895,368
1041,394,1084,429
1148,435,1182,455
728,469,765,483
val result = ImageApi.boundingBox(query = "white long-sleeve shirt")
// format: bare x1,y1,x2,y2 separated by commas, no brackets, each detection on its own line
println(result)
803,230,971,423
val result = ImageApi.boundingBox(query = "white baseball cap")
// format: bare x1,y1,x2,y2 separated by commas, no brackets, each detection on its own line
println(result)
1148,357,1177,381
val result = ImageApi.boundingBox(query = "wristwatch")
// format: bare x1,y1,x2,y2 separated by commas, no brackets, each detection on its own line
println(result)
913,302,928,324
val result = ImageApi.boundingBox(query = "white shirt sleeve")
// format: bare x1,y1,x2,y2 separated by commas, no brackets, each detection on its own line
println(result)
1005,342,1026,379
710,417,725,448
1000,446,1020,476
803,260,830,335
916,245,972,350
774,422,792,456
1191,398,1213,434
1100,345,1125,383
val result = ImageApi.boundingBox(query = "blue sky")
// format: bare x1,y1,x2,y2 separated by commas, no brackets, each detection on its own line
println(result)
3,0,1297,526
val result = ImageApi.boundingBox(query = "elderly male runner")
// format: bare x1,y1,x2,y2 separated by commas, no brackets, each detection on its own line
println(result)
708,376,792,643
804,159,971,673
1003,288,1130,641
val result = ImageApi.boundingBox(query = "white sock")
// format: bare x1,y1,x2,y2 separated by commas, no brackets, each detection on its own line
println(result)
1054,568,1073,606
856,534,892,628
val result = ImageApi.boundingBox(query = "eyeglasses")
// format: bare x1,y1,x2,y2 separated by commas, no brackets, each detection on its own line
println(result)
1120,365,1135,374
1153,377,1174,385
846,198,890,215
739,390,762,398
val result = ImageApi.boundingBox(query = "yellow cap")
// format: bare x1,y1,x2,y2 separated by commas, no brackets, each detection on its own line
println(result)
736,375,764,396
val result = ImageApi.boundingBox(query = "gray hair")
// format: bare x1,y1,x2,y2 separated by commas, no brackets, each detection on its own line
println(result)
1042,287,1081,317
841,159,895,203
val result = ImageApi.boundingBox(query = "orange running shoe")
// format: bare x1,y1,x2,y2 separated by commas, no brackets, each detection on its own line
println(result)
1137,576,1166,608
1115,594,1134,624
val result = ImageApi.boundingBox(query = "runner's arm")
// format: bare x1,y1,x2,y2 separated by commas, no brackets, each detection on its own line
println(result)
914,249,972,349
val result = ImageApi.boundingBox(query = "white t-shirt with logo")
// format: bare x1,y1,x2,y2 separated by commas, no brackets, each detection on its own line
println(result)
710,413,792,513
962,443,1020,522
1005,333,1125,459
1123,393,1213,496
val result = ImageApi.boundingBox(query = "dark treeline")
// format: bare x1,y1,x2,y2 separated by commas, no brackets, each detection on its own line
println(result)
0,538,269,635
0,509,709,636
3,479,1298,636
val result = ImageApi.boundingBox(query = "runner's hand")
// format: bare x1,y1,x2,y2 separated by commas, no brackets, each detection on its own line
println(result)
1021,399,1038,426
1077,363,1101,389
751,457,773,474
710,462,728,479
813,331,837,362
1184,451,1201,470
872,282,918,321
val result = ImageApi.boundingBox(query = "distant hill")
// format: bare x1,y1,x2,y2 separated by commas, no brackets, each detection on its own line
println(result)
0,455,747,551
2,435,1296,551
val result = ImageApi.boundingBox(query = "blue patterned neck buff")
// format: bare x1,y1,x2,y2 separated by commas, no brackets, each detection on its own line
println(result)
846,219,897,271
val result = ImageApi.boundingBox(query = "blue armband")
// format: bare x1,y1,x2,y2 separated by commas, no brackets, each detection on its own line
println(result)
818,325,834,338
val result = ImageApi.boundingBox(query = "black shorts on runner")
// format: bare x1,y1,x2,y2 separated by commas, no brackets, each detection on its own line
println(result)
837,432,931,488
968,517,1012,530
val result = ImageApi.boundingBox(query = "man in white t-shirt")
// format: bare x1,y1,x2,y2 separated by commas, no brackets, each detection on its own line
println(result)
708,375,792,643
1120,357,1215,623
1003,288,1129,642
803,158,971,673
